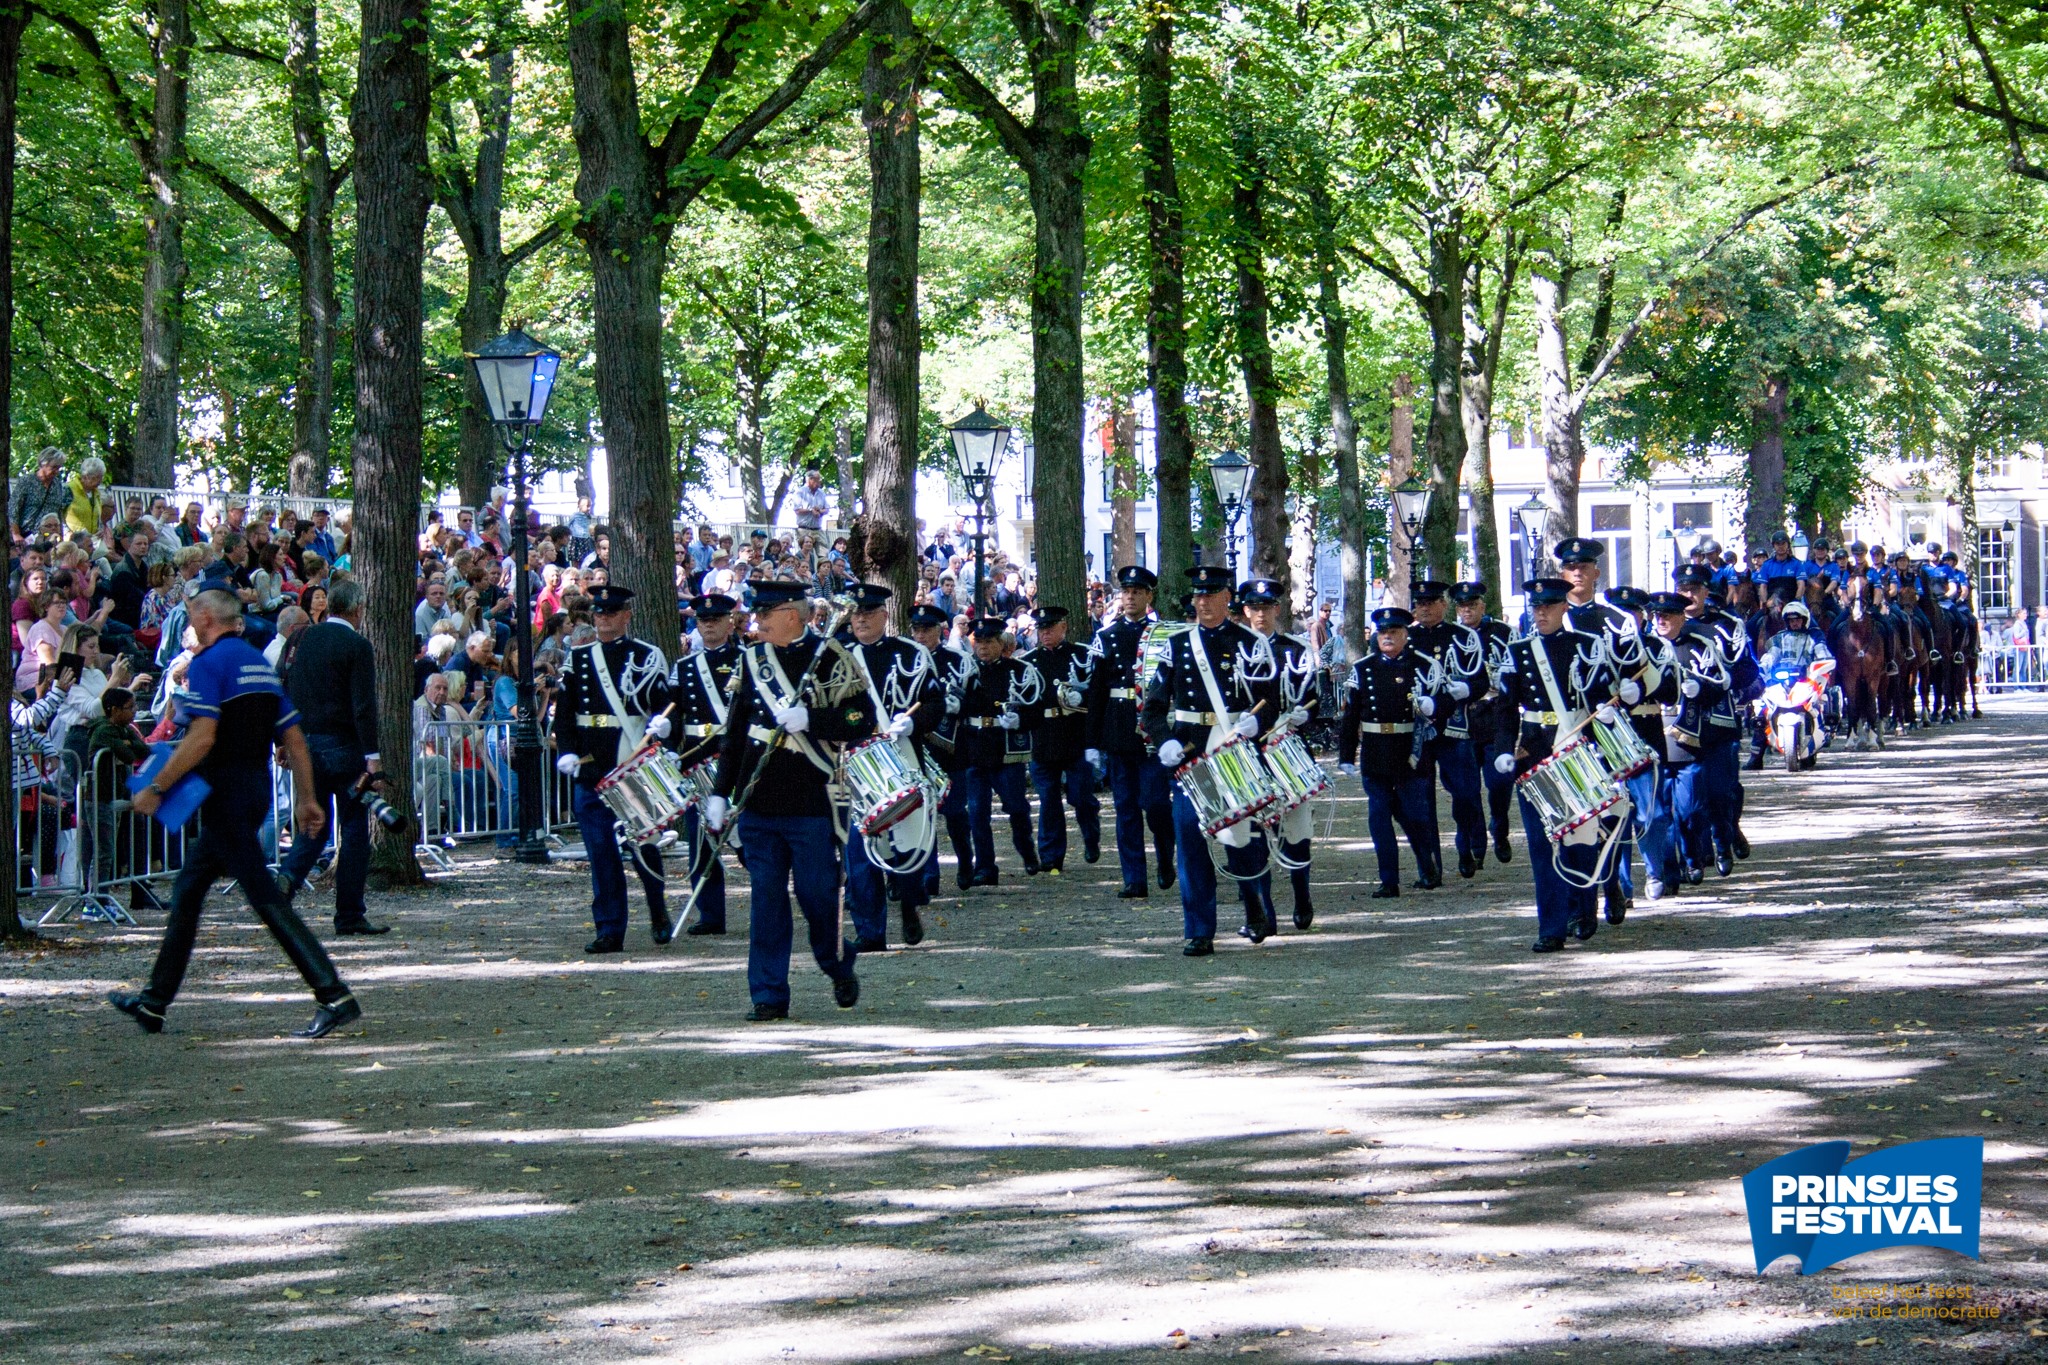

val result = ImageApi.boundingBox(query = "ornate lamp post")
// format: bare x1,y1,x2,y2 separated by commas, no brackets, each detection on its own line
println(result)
1392,476,1434,592
948,402,1009,618
467,326,560,864
1209,449,1254,579
1515,492,1551,579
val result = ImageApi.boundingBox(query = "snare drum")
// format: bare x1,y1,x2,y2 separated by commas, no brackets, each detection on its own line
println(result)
1514,735,1623,842
843,737,925,836
595,745,693,841
918,748,951,808
1260,730,1328,813
1590,709,1655,779
1138,622,1188,693
1175,735,1281,837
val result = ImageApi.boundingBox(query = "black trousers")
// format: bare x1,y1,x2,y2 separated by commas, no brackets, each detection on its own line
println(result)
143,781,346,1011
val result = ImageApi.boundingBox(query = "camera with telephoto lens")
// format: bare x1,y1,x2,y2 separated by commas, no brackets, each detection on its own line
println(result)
353,773,408,833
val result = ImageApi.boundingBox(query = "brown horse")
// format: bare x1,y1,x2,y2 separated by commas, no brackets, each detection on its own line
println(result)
1828,571,1886,750
1877,588,1923,731
1916,584,1957,722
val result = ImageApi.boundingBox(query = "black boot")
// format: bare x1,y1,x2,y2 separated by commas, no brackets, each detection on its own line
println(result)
107,991,165,1034
1290,869,1314,930
1494,832,1512,864
650,907,675,946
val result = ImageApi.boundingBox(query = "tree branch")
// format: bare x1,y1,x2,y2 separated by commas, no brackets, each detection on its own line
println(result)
505,222,564,271
188,154,297,248
31,4,151,164
651,3,766,185
198,39,281,66
1341,241,1426,307
924,40,1033,170
1957,5,2048,180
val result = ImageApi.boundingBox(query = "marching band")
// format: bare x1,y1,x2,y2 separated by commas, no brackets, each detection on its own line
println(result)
551,534,1816,1015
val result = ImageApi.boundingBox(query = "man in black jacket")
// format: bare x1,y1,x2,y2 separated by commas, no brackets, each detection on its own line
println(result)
278,579,390,935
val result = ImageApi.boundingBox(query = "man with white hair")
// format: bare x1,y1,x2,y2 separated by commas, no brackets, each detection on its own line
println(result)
108,589,358,1039
64,456,110,535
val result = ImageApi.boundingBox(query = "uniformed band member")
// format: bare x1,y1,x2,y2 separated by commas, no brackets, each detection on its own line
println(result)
1238,578,1319,927
1601,585,1679,919
1336,606,1443,898
664,592,741,935
1451,580,1515,863
910,603,977,895
955,616,1040,884
1676,562,1752,873
841,582,943,951
551,584,674,954
1023,605,1101,874
1648,589,1730,893
1085,565,1176,898
1406,580,1488,879
1141,562,1281,955
702,580,873,1020
1493,576,1618,951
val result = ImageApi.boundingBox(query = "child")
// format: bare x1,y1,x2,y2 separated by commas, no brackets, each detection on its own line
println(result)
84,686,154,902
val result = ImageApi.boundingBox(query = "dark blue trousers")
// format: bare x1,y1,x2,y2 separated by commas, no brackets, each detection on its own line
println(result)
1665,760,1708,878
1106,751,1175,890
279,732,371,924
1170,788,1270,940
740,812,853,1008
1480,741,1515,843
1519,797,1588,942
1701,732,1742,853
846,821,929,943
960,763,1034,878
682,808,725,931
1612,763,1665,900
1361,772,1436,889
573,782,663,939
1031,758,1101,867
921,776,972,895
1422,738,1487,859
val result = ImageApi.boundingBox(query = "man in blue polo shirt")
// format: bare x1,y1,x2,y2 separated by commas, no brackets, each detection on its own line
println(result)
107,589,357,1039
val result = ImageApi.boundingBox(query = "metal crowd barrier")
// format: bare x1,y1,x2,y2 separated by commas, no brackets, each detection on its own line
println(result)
1978,641,2048,692
410,718,578,870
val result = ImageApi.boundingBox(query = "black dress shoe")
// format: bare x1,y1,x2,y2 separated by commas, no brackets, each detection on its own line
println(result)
650,911,676,946
1494,835,1512,864
972,871,999,887
956,872,975,891
1083,842,1100,864
685,922,726,936
1370,884,1399,899
1182,936,1214,957
1532,936,1566,953
1574,915,1598,942
107,991,164,1034
293,995,361,1039
1458,850,1478,879
1117,885,1148,899
834,975,860,1009
1237,922,1268,945
1731,829,1751,859
1604,894,1630,926
584,935,624,954
1743,753,1764,771
1412,874,1442,891
1023,861,1043,877
334,919,391,936
1158,862,1176,890
852,936,888,954
745,1002,789,1022
902,906,924,946
1715,849,1733,877
1293,903,1314,930
1472,846,1487,871
1683,863,1703,886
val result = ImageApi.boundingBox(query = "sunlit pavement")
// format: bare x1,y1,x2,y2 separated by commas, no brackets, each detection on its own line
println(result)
3,699,2046,1362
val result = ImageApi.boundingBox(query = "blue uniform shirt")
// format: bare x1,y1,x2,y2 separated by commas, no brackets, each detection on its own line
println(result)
1710,564,1744,593
1751,554,1809,584
185,634,298,782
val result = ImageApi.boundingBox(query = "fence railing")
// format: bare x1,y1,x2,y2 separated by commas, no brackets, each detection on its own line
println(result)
411,718,579,869
1978,642,2048,692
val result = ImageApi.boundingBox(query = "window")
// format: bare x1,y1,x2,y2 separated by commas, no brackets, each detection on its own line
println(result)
1102,532,1148,574
1979,527,2010,612
1978,453,2015,482
1590,504,1633,588
1672,500,1713,534
1509,532,1529,586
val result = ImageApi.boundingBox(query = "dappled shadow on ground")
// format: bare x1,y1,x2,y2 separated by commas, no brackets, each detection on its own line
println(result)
3,705,2048,1362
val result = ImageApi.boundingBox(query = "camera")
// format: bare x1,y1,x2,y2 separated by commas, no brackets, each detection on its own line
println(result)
353,774,408,833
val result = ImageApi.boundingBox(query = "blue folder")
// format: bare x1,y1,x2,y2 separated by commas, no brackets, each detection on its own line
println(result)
126,743,211,831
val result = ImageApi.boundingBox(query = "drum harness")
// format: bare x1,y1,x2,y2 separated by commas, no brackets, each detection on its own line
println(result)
850,640,941,876
1183,628,1275,879
587,643,680,884
1260,634,1324,871
1525,635,1633,891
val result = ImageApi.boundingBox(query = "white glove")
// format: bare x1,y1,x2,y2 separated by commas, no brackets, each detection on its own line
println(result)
645,714,672,741
997,711,1020,730
1417,696,1435,717
1618,678,1642,705
1232,713,1259,739
1157,738,1185,768
1286,706,1311,727
1084,748,1102,766
886,711,914,739
555,752,580,777
1339,762,1358,777
944,694,961,715
775,704,809,735
1681,678,1701,698
1596,703,1620,725
1448,680,1471,701
702,794,729,832
1494,753,1516,774
1058,685,1082,708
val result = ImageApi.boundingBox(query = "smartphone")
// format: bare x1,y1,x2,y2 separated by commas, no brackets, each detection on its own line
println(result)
56,651,84,682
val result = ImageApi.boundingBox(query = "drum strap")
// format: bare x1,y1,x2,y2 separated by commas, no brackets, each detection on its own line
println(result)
691,651,729,728
749,642,838,778
1186,629,1236,756
588,644,646,762
1527,635,1582,739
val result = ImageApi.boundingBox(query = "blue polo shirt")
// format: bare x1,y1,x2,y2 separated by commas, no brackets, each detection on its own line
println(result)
186,634,298,781
1751,554,1809,584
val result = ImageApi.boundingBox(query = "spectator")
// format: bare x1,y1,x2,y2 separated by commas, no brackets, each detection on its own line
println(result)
419,508,445,555
63,457,110,536
414,576,455,638
249,541,290,618
105,524,153,630
12,448,71,539
581,529,611,572
308,506,338,561
266,604,312,674
451,629,498,708
15,590,66,693
791,469,832,532
566,496,597,566
415,630,459,698
136,560,178,654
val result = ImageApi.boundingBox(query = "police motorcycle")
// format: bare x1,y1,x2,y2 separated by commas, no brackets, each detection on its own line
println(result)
1760,655,1836,774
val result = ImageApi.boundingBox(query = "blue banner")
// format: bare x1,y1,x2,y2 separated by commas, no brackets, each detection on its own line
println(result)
1742,1137,1983,1274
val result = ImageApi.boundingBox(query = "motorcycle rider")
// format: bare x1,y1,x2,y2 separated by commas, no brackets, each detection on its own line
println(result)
1757,599,1834,763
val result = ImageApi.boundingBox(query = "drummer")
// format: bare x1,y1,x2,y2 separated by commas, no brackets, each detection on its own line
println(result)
1022,605,1100,875
1237,578,1320,928
909,603,976,895
1451,580,1517,864
1084,566,1176,899
842,582,944,951
1141,562,1283,956
1336,606,1444,898
956,617,1041,885
1598,585,1679,923
663,592,743,935
1490,577,1619,952
1647,589,1725,895
1406,580,1489,880
550,584,675,954
1558,537,1656,924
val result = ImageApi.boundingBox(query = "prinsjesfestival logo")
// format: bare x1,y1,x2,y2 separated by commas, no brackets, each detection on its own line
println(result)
1741,1136,1984,1275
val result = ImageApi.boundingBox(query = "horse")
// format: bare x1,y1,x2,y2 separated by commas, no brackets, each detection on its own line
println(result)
1917,584,1957,722
1939,597,1981,719
1827,570,1886,750
1877,587,1923,731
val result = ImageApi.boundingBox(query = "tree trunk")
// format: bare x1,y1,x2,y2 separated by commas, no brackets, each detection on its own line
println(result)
1026,130,1088,614
286,0,336,498
832,420,858,517
1531,268,1582,565
1229,133,1290,623
734,341,770,523
1308,165,1362,661
352,0,432,885
454,248,508,509
1110,402,1137,570
1386,372,1415,609
857,0,920,630
1746,376,1789,553
1419,215,1467,586
1463,244,1518,616
135,0,191,487
0,0,27,942
567,0,680,660
1136,2,1191,613
1955,442,1980,579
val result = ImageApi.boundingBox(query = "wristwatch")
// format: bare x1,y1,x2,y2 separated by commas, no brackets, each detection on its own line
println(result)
146,781,167,796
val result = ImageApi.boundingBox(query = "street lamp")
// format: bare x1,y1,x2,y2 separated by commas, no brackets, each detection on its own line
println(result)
1210,449,1254,578
468,326,561,865
948,401,1010,618
1515,492,1550,577
1391,476,1433,592
1792,530,1810,561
